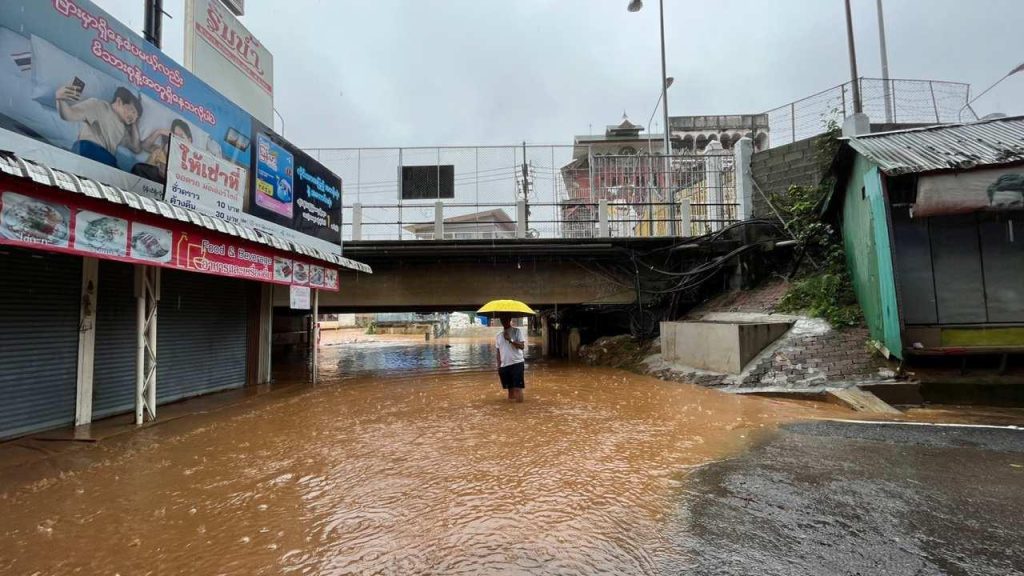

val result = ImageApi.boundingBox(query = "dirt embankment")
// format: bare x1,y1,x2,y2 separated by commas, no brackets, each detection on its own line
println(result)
578,335,655,371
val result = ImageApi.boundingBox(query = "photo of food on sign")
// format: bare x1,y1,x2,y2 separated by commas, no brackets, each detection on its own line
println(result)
309,264,325,287
273,256,293,282
129,222,172,263
292,261,309,285
0,191,70,247
74,210,128,256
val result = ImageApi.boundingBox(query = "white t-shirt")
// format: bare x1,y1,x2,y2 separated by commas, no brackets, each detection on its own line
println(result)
496,327,526,367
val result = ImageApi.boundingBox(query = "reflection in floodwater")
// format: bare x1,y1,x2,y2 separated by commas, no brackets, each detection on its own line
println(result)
0,335,847,575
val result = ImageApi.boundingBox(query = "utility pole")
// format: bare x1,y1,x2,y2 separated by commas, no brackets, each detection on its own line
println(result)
844,0,863,114
876,0,892,122
143,0,164,48
521,141,530,232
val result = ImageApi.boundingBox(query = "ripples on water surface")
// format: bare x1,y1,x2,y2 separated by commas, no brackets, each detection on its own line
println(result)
0,335,843,574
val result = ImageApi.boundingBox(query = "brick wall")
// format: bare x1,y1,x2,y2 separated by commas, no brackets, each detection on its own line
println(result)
749,135,828,219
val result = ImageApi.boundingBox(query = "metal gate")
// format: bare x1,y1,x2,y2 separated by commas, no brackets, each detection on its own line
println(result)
91,260,137,419
0,249,81,439
156,270,249,403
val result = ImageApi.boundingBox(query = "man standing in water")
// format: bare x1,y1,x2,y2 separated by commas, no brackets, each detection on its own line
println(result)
495,313,526,402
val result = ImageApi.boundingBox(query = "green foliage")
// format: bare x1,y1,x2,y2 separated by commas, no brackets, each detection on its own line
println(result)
365,321,377,335
777,269,862,328
771,120,862,328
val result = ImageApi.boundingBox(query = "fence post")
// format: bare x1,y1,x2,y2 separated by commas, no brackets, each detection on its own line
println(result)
352,202,362,241
790,102,796,143
598,199,609,237
679,198,692,238
587,145,595,200
516,199,527,238
734,137,754,221
434,200,444,240
704,140,724,232
891,81,897,123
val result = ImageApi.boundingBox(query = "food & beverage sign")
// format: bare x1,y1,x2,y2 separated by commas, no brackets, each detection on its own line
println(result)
0,185,340,290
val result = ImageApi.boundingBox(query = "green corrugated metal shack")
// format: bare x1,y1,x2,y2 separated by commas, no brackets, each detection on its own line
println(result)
827,116,1024,359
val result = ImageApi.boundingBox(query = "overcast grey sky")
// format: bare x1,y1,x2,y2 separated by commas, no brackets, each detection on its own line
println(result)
96,0,1024,148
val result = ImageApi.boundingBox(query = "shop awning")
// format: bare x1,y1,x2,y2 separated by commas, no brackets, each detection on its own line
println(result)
0,151,371,274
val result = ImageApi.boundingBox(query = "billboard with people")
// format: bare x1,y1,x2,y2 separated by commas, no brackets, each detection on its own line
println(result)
0,0,341,253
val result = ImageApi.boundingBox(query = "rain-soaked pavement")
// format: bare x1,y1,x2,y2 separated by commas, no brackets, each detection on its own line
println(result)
0,332,1022,575
671,421,1024,576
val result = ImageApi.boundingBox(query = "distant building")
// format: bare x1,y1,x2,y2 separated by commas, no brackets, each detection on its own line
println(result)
404,208,515,240
558,115,680,237
669,114,770,152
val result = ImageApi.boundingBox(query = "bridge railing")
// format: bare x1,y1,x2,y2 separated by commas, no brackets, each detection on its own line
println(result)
345,201,738,241
304,143,742,241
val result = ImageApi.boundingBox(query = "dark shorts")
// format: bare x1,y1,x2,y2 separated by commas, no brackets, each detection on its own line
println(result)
498,362,525,389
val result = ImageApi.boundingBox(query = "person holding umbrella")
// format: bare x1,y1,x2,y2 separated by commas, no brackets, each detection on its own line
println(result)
477,300,534,403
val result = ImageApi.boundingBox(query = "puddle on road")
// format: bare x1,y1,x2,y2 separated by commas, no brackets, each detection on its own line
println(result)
0,335,849,575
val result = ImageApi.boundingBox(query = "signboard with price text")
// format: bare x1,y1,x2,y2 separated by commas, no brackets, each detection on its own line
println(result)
166,134,246,225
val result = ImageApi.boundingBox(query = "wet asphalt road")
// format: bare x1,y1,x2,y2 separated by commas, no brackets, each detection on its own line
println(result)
666,421,1024,576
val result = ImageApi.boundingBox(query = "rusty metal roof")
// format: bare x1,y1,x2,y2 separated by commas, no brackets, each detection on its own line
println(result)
0,151,371,274
845,116,1024,175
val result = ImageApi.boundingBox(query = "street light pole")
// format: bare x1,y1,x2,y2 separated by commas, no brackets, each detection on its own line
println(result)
143,0,163,48
629,0,676,234
646,76,674,155
876,0,892,122
273,108,286,136
844,0,863,114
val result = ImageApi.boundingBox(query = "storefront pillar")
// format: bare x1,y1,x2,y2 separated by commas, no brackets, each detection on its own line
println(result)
74,257,98,426
258,284,274,384
540,316,551,357
311,288,319,384
135,265,160,425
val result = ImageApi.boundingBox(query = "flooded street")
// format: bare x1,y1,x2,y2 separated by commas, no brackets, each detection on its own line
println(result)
1,334,848,574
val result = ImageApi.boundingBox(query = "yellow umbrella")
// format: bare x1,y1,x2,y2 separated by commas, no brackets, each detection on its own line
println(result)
477,299,536,318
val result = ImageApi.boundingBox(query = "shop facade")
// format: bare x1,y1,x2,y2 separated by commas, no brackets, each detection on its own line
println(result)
0,154,369,439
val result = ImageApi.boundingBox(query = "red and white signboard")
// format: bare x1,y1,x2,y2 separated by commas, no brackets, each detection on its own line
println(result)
166,134,246,225
184,0,273,125
0,183,339,291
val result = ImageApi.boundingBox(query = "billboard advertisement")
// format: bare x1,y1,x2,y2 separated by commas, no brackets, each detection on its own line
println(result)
0,0,340,254
184,0,272,126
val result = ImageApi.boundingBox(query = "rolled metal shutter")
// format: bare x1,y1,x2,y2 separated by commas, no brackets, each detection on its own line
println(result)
0,249,81,439
91,261,137,419
156,270,248,403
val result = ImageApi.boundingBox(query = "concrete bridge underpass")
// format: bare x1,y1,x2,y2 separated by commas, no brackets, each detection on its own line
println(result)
276,222,793,321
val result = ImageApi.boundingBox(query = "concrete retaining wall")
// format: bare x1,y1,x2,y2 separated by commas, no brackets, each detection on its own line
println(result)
661,320,792,374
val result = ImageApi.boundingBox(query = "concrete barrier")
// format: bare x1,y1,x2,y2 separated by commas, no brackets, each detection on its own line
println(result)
660,320,792,374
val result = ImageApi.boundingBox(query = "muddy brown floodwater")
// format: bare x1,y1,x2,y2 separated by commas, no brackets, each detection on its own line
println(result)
0,334,849,575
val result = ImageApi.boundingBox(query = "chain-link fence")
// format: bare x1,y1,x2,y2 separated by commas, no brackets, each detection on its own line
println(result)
306,145,739,241
766,78,973,146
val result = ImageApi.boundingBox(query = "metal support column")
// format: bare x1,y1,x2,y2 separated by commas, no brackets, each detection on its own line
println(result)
704,141,724,232
75,257,98,426
310,289,319,385
135,265,160,425
598,199,610,237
